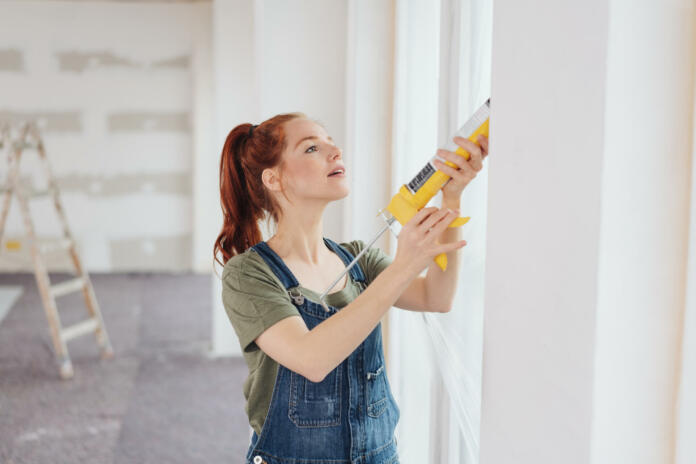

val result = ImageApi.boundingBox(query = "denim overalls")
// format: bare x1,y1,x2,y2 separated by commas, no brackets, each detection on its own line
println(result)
245,237,401,464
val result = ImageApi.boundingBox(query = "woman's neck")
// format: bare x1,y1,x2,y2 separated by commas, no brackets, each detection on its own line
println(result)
267,226,328,266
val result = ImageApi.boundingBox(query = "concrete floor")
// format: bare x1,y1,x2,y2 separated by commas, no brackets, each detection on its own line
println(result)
0,273,251,464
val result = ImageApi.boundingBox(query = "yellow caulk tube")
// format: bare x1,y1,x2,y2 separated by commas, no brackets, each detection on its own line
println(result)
317,98,490,312
381,97,490,272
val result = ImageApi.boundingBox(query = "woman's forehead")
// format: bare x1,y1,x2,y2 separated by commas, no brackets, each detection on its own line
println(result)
287,118,329,142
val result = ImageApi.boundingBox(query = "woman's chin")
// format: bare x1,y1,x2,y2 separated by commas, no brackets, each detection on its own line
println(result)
332,186,350,199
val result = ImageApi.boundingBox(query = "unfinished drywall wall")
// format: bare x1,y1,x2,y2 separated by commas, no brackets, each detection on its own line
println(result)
0,1,210,272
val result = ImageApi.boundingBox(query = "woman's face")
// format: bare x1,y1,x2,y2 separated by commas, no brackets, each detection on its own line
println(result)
264,118,349,204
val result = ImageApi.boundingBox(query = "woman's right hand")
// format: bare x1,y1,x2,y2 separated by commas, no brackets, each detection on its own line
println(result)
392,206,468,278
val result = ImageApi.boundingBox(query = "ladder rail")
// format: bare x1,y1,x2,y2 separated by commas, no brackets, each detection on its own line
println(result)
27,123,76,243
0,124,14,243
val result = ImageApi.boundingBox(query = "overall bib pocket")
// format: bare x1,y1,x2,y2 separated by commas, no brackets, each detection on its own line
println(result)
366,362,389,418
288,366,342,427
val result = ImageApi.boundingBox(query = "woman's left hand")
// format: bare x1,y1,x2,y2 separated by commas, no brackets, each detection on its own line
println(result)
434,134,489,203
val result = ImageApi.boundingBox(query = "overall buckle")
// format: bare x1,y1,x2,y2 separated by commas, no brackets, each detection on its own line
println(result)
288,288,304,306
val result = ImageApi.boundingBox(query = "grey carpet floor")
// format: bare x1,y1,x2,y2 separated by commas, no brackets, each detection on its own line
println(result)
0,273,251,464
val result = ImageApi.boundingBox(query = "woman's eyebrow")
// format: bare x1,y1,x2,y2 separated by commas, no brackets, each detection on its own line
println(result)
294,135,334,150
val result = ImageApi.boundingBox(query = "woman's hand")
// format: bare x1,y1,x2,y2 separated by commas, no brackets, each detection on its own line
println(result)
434,134,489,204
392,206,468,278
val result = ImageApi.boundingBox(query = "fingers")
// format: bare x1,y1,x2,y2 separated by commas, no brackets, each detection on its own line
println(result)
412,206,439,226
397,206,468,273
442,137,484,172
419,207,458,232
433,157,475,179
470,138,484,170
435,149,476,174
461,136,484,170
477,134,489,157
452,136,482,160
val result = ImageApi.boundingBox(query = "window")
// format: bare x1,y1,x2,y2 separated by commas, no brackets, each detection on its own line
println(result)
389,0,492,462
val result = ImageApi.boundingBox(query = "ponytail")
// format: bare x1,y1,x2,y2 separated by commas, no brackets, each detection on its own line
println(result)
214,112,306,269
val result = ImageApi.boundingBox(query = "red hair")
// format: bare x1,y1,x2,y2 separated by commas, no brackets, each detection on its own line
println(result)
214,112,307,268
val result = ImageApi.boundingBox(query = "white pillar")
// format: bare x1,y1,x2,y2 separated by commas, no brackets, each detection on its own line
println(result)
480,1,695,463
191,3,216,274
210,0,259,356
480,2,609,461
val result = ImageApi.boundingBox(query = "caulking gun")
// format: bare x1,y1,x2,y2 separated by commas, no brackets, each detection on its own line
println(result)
317,98,491,312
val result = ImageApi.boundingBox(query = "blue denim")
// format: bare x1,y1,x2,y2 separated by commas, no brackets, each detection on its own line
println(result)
245,237,400,464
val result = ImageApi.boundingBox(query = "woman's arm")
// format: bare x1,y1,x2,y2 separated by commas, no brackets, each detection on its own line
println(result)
422,197,462,312
254,261,413,382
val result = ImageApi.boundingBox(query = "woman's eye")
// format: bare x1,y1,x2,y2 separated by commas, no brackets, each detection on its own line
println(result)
305,145,317,153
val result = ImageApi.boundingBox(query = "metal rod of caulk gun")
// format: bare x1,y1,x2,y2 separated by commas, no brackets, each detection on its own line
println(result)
318,215,397,312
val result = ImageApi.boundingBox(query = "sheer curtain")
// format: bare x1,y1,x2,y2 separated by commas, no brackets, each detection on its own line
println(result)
388,0,491,463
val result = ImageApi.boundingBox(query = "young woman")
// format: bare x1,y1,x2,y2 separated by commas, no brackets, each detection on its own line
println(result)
214,112,488,464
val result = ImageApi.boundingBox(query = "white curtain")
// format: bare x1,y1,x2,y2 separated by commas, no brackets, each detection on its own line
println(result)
387,1,440,461
388,0,491,463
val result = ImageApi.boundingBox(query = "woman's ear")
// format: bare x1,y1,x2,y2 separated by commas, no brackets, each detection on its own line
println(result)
262,167,282,193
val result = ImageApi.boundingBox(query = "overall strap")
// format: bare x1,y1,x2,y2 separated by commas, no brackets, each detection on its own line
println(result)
250,242,299,290
250,237,367,292
322,237,367,283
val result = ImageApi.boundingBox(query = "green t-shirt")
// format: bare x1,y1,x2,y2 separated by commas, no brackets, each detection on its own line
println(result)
220,239,394,437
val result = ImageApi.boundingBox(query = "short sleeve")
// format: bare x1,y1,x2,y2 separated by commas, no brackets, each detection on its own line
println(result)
221,254,301,353
343,239,394,286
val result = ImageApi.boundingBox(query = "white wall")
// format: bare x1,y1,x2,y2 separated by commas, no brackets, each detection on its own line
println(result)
0,1,210,272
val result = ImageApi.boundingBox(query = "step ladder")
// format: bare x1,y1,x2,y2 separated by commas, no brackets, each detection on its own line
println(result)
0,121,114,379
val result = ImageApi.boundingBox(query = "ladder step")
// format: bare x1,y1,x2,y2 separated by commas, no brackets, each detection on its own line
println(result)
38,238,73,254
61,318,99,342
26,186,54,198
51,277,86,298
13,141,38,150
